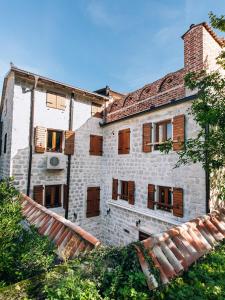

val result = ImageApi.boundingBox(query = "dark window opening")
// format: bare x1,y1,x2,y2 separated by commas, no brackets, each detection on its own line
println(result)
47,130,63,152
4,133,7,154
154,120,172,150
120,181,128,201
158,186,172,212
45,185,61,208
139,231,151,241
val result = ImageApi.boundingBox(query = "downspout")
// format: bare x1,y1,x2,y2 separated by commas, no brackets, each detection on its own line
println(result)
205,123,210,213
26,76,39,196
65,92,74,219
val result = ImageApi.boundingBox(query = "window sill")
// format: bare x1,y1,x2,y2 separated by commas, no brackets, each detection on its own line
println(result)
107,200,182,226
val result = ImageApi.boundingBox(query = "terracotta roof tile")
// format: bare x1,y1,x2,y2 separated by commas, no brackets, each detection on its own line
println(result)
136,209,225,289
21,194,101,259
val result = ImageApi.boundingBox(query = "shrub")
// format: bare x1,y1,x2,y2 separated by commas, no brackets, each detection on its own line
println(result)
0,178,56,285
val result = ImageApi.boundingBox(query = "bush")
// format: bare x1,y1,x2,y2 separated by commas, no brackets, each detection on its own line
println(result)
0,178,56,285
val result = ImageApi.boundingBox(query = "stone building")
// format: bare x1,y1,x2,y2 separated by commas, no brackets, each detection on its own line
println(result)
0,22,224,245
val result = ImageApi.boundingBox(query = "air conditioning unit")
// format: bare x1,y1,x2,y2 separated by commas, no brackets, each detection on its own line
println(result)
47,153,66,170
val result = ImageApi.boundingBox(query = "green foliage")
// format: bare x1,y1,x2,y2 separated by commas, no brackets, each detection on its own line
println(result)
152,241,225,300
0,178,56,286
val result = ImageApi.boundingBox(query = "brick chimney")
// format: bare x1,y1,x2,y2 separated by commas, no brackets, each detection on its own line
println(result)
182,23,224,74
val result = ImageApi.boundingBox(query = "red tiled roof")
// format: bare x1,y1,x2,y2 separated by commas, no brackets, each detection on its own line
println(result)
136,209,225,290
105,68,186,123
21,194,101,259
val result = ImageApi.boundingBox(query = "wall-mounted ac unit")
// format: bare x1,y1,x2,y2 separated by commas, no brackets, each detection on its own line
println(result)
47,153,66,170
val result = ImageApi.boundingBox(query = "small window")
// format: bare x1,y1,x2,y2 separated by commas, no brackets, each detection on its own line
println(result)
86,187,100,218
89,135,103,156
154,120,172,150
4,133,7,154
46,92,66,110
45,185,61,208
118,128,130,154
158,186,172,212
120,180,128,201
47,130,63,152
91,102,102,118
139,231,151,241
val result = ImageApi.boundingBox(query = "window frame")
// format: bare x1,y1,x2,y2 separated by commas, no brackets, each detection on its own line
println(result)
120,180,128,201
45,184,62,208
154,119,172,150
157,186,173,212
46,129,63,153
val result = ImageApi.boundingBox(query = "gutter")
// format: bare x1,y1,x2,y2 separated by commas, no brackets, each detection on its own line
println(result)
26,76,39,196
65,92,74,219
100,94,197,127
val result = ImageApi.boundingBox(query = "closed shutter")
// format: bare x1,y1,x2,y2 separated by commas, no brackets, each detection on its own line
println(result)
57,95,66,110
112,178,118,200
64,131,75,155
173,115,185,151
63,184,68,209
128,181,135,205
173,188,183,217
46,92,57,108
118,129,130,154
33,185,44,205
143,123,152,153
89,135,103,156
34,126,46,153
86,187,100,218
147,184,155,209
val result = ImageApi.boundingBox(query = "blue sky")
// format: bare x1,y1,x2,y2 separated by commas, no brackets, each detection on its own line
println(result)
0,0,225,94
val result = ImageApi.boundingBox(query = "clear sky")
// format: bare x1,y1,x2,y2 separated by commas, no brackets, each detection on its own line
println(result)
0,0,225,95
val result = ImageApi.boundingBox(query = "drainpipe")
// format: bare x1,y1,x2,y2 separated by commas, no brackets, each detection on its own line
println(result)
205,123,210,213
26,76,39,196
65,92,74,219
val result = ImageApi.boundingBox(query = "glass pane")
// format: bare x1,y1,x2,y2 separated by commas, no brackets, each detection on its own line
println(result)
158,125,164,142
45,188,51,208
160,189,165,203
168,190,172,205
167,123,172,140
47,131,52,150
55,132,61,152
54,186,60,207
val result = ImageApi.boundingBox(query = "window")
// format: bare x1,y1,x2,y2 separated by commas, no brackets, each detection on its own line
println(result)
158,186,172,212
139,231,151,241
46,92,66,110
120,181,128,200
91,102,102,118
154,120,172,150
118,128,130,154
47,129,63,152
45,185,61,208
86,187,100,217
89,135,103,156
3,133,7,154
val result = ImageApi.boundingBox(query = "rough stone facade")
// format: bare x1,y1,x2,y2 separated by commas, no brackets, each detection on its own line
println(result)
0,22,224,245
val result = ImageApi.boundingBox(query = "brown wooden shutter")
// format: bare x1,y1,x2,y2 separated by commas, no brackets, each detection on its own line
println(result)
34,126,46,153
90,135,103,156
86,187,100,218
128,181,135,205
118,129,130,154
57,95,66,110
173,115,185,151
33,185,44,205
147,184,155,209
63,184,68,209
173,188,183,217
64,130,75,155
143,123,152,153
46,92,57,108
112,178,118,200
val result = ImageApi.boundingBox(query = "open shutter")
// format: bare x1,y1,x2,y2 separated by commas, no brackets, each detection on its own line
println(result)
147,184,155,209
86,187,100,218
90,135,103,156
63,184,68,209
173,115,185,151
33,185,44,205
34,126,46,153
124,129,130,154
46,92,57,108
64,130,75,155
118,130,123,154
112,178,118,200
128,181,135,205
143,123,152,153
173,188,183,217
